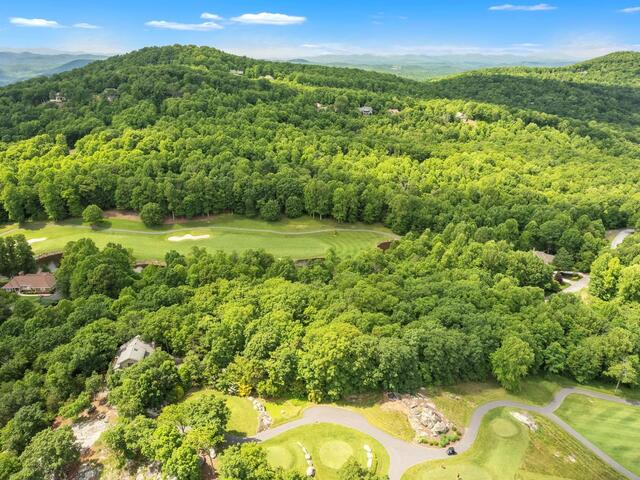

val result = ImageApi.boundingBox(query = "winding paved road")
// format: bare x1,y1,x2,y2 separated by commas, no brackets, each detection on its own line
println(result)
560,271,592,294
611,229,636,249
560,229,635,294
250,388,639,480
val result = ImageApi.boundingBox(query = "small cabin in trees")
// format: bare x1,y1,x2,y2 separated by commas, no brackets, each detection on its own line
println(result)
387,108,401,115
315,102,328,112
49,92,66,105
113,336,155,370
359,106,374,115
230,69,244,76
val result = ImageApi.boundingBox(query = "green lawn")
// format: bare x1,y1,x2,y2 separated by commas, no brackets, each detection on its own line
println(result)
262,423,389,479
263,393,414,441
403,408,623,480
336,392,415,442
0,214,396,261
263,398,311,427
428,376,640,430
555,394,640,476
182,389,258,437
428,378,564,429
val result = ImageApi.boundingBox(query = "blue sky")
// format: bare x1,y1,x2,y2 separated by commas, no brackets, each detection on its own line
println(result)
0,1,638,59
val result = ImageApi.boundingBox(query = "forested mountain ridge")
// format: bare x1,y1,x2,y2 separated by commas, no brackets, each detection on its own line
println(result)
0,45,639,271
1,45,640,480
0,51,105,86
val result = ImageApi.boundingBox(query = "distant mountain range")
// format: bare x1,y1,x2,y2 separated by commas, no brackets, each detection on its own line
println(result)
291,54,576,80
0,51,106,86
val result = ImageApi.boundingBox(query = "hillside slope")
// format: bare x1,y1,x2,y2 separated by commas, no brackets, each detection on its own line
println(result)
0,45,638,271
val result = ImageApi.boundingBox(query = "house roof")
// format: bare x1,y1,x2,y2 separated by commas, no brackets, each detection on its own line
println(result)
532,250,555,265
114,336,155,368
2,272,56,290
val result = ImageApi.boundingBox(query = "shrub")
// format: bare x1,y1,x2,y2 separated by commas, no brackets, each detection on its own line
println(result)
140,202,164,227
82,204,103,225
260,199,281,222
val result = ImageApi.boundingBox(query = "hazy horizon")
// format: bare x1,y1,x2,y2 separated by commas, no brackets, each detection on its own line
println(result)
0,1,638,59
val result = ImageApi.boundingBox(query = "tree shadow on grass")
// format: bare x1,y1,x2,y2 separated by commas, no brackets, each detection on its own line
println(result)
91,220,113,230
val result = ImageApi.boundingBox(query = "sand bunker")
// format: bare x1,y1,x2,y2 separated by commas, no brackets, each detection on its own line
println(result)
27,237,47,244
167,233,210,242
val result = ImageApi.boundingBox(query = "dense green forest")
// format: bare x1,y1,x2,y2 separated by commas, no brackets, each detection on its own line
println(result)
0,46,639,478
0,47,639,269
0,228,638,478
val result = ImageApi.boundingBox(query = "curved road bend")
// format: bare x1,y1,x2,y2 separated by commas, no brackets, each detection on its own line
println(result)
250,388,639,480
561,229,634,294
611,229,636,249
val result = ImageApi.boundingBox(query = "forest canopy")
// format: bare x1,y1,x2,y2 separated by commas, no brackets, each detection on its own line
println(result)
0,46,639,479
0,47,638,270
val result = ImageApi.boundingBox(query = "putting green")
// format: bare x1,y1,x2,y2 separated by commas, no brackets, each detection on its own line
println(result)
1,214,396,261
490,417,519,438
318,440,354,469
402,408,622,480
556,394,640,475
265,445,297,470
262,423,389,479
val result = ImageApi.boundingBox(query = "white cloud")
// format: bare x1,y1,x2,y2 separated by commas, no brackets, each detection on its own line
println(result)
489,4,557,11
73,22,101,29
619,6,640,13
10,17,61,28
231,12,306,25
145,20,223,31
201,12,222,20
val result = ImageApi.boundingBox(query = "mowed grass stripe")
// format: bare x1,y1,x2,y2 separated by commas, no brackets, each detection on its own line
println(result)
556,394,640,475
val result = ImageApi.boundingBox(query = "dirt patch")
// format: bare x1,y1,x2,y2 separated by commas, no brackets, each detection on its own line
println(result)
167,233,210,242
382,392,453,442
103,210,141,221
103,210,218,226
71,392,118,458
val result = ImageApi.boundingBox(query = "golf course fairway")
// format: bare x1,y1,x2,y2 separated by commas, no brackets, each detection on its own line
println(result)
0,214,397,261
556,394,640,476
402,408,623,480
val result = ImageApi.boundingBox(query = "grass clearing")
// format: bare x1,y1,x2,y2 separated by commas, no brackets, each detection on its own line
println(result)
262,423,389,479
263,398,311,427
1,214,396,261
337,392,415,442
427,377,563,428
402,408,623,480
555,394,640,476
184,389,258,437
